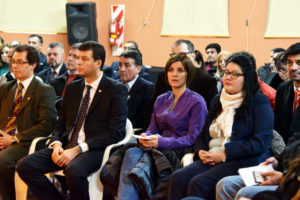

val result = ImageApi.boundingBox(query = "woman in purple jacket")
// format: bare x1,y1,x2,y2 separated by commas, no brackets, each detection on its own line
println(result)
116,54,208,200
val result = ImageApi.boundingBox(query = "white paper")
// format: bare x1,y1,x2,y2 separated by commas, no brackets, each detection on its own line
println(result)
238,164,274,186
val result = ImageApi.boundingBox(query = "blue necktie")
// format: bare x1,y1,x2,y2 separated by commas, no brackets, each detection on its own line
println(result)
66,85,92,148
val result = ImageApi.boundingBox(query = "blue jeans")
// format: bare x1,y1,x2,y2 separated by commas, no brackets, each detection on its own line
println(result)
117,147,144,200
216,175,278,200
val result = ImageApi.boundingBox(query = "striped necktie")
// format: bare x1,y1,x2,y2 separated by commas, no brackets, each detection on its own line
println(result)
66,85,92,149
5,83,24,135
294,88,300,114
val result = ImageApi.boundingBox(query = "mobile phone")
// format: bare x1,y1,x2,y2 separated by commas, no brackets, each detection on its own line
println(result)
253,171,265,183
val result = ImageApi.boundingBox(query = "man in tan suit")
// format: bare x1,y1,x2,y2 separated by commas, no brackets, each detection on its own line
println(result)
0,44,57,200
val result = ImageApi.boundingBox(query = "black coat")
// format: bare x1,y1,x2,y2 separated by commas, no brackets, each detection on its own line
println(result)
275,80,300,143
101,143,192,200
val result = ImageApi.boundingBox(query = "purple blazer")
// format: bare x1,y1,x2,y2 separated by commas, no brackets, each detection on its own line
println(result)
145,88,208,149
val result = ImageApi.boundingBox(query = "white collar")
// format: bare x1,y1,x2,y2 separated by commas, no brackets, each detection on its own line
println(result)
17,75,34,91
126,75,139,91
85,73,103,90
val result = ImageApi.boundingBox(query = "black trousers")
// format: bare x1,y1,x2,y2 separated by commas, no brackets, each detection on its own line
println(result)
168,159,242,200
16,148,103,200
0,144,28,200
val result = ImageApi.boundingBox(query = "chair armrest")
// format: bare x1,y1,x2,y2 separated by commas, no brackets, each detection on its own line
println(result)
28,136,51,155
181,153,195,167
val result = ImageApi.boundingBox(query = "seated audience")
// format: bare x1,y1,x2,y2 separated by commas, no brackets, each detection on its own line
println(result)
0,43,11,76
17,41,128,200
101,54,208,200
205,43,221,76
258,47,285,80
168,52,274,200
118,49,154,131
0,44,57,200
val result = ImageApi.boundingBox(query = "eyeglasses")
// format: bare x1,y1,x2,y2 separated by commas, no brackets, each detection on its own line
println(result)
11,60,29,65
224,71,244,79
169,51,194,57
278,68,288,73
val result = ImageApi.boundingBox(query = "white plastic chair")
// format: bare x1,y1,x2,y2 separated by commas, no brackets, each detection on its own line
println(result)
15,118,134,200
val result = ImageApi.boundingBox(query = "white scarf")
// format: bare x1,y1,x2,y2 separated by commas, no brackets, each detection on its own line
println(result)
209,88,244,150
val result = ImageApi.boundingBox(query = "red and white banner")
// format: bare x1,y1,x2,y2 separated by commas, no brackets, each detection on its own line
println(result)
110,4,125,56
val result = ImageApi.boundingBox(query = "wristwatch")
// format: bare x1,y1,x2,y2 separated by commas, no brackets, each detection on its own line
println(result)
11,136,18,144
78,145,83,153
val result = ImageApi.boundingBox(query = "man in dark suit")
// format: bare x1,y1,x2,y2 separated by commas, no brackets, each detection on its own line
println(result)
0,45,57,200
145,39,217,126
275,43,300,143
28,34,49,73
17,41,128,200
37,42,67,84
109,41,150,81
50,43,83,112
119,49,154,130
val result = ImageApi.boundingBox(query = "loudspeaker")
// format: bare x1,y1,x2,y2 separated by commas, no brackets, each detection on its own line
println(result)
66,2,98,45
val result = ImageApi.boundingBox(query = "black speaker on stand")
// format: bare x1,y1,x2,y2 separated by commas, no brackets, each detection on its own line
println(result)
66,2,98,45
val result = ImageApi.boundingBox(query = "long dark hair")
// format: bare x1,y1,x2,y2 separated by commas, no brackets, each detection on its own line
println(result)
225,52,260,120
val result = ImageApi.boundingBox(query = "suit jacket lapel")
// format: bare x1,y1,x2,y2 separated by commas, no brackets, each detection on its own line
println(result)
18,77,38,113
86,75,106,116
127,77,141,103
7,80,18,113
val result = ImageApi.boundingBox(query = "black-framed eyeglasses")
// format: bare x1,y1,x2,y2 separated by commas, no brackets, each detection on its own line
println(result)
224,70,244,80
278,68,288,73
169,51,194,57
11,60,29,65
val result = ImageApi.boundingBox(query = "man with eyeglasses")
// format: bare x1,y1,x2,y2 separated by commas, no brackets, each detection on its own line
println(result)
145,39,217,126
0,44,57,200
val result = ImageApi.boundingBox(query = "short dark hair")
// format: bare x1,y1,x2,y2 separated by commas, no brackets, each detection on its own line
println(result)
165,54,195,86
283,43,300,62
120,49,143,66
225,51,259,120
205,43,221,53
194,50,204,67
14,44,40,66
29,34,43,44
126,41,138,49
271,47,285,54
78,41,106,69
172,39,195,52
47,42,64,50
274,52,286,70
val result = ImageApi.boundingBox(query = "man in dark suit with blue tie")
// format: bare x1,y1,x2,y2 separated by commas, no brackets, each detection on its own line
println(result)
17,41,128,200
0,45,57,200
119,50,154,131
